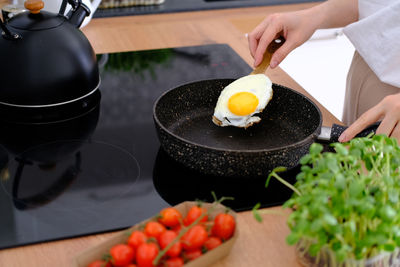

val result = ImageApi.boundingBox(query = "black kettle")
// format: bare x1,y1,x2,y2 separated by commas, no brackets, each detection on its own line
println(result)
0,0,100,122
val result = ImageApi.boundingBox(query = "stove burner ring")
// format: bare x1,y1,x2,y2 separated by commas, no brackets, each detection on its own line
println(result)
0,140,141,211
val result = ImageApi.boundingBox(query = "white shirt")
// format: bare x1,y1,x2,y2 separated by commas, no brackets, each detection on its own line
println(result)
343,0,400,87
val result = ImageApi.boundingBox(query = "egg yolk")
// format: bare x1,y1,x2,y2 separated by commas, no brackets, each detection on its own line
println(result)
228,92,259,116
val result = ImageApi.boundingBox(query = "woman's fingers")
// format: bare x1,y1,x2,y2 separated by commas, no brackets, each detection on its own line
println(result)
248,19,270,58
375,115,397,136
248,34,258,59
248,30,262,58
248,7,321,69
338,105,383,142
253,24,282,67
269,39,296,68
339,93,400,142
390,123,400,141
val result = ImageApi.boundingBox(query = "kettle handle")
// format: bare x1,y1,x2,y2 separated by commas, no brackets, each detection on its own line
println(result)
59,0,81,15
59,0,72,15
59,0,90,28
0,17,20,40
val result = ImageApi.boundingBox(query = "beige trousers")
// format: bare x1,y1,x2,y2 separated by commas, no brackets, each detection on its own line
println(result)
342,51,400,125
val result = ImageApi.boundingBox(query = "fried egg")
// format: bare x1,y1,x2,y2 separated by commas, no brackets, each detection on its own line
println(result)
212,74,273,128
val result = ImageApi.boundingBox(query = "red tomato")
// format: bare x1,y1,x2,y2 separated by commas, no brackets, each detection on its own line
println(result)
144,221,166,239
123,264,137,267
136,242,159,267
158,230,182,258
183,206,208,226
164,257,184,267
212,213,236,240
171,224,182,235
87,260,112,267
181,225,208,251
204,236,222,251
158,207,182,227
110,244,135,267
183,249,202,261
128,231,147,249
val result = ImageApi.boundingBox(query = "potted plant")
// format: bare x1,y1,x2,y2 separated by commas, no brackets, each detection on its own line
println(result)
255,134,400,267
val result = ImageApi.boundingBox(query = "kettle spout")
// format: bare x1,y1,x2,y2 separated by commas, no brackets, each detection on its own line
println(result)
68,3,90,28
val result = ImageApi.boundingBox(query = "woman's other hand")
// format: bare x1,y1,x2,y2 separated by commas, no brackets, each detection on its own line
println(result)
339,93,400,143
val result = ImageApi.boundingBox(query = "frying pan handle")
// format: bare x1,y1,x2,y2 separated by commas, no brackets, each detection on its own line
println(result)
330,121,381,142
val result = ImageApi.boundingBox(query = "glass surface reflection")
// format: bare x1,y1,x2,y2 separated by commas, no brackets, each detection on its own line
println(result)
153,148,298,211
0,91,102,211
0,44,269,249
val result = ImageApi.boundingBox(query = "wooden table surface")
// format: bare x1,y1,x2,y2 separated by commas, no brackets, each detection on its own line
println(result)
0,3,342,267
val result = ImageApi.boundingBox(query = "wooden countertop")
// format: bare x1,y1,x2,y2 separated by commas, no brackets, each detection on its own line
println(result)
0,3,342,267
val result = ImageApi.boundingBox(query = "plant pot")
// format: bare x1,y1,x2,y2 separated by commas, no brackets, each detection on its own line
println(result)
296,238,400,267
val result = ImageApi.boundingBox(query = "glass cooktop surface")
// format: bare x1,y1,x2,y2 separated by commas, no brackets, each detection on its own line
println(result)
0,44,298,249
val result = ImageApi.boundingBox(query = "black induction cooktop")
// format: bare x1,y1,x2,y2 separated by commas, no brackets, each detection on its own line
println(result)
0,44,299,250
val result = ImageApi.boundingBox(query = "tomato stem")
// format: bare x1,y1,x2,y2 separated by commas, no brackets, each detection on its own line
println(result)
152,197,232,265
101,253,112,263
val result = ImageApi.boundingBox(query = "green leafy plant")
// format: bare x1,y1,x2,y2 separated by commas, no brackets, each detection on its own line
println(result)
97,49,172,77
255,134,400,266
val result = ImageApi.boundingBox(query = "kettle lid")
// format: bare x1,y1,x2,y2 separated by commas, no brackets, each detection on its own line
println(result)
8,0,64,31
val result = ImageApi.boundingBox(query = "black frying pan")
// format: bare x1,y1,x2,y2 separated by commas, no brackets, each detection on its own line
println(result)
153,79,377,177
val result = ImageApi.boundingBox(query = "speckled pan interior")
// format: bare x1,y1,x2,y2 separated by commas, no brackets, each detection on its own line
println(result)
153,79,322,177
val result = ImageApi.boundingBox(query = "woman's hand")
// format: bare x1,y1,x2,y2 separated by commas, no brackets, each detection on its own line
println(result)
339,93,400,143
247,0,358,69
247,9,319,68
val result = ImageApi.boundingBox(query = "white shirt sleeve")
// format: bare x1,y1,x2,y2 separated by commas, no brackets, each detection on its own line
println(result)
343,2,400,88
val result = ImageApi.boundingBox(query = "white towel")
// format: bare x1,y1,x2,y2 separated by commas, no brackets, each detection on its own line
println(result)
343,0,400,88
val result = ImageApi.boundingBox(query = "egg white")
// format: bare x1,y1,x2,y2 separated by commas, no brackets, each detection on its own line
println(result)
212,74,273,128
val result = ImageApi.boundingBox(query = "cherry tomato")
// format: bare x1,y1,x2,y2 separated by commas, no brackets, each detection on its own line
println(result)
110,244,135,267
136,242,159,267
164,257,184,267
87,260,112,267
128,231,147,249
171,224,182,235
158,230,182,258
183,249,202,261
181,224,208,251
158,207,182,227
144,221,166,240
204,236,222,251
183,206,208,226
123,264,137,267
212,213,235,240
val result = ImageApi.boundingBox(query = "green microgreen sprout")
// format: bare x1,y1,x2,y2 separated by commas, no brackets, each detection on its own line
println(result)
257,134,400,265
252,202,286,223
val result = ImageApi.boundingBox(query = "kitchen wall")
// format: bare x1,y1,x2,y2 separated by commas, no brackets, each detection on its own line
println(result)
280,28,355,122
